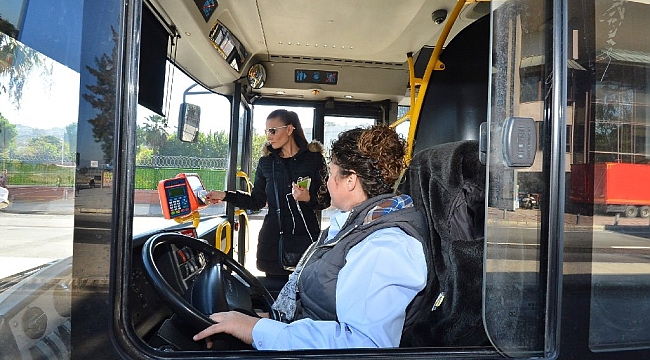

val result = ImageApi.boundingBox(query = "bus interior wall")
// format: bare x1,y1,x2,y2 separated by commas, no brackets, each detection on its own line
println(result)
414,14,490,153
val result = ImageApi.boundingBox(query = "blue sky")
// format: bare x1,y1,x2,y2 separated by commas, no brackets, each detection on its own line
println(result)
0,0,22,25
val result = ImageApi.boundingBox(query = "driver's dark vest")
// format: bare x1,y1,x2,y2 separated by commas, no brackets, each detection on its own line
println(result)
293,194,429,333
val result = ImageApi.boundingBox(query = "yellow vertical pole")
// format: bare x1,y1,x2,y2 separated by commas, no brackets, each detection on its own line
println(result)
404,0,470,165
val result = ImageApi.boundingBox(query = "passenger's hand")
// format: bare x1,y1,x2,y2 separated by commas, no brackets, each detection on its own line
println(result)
193,311,260,347
206,190,226,205
292,183,310,202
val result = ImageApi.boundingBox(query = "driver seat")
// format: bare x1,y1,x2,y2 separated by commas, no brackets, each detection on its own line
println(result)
399,140,490,347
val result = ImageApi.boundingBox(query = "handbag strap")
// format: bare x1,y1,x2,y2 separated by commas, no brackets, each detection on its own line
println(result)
272,161,283,236
273,160,314,242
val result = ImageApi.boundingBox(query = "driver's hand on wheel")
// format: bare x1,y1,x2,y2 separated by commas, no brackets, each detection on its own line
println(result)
206,190,226,205
193,311,261,347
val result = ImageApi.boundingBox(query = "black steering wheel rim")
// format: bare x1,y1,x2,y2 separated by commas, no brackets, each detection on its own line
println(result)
141,232,278,331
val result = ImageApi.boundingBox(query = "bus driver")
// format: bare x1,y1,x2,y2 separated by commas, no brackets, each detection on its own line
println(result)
194,125,428,350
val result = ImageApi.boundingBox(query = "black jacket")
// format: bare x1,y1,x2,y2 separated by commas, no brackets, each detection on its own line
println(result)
224,138,330,275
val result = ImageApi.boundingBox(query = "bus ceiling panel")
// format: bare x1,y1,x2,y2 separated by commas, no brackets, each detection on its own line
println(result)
249,61,409,103
147,0,487,96
254,0,480,64
147,0,263,92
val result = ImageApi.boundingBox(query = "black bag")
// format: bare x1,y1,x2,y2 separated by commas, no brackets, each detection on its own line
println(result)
278,233,313,271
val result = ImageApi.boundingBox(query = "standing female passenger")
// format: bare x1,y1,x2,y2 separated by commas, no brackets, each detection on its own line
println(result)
196,125,428,349
206,109,330,278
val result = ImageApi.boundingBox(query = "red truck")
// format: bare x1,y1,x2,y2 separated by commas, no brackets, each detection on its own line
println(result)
571,162,650,218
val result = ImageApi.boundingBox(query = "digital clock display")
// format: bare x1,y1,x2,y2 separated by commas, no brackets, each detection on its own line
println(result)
295,69,338,85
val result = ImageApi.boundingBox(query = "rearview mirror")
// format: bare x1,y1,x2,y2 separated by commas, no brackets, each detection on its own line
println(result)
178,102,201,142
247,63,267,89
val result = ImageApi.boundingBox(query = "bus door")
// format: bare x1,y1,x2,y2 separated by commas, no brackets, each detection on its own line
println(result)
485,0,563,357
486,0,650,359
228,91,254,266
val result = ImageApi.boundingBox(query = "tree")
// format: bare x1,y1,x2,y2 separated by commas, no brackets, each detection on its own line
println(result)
0,15,18,38
65,123,77,156
141,114,168,154
0,114,18,158
251,132,267,157
135,146,153,165
0,27,51,109
23,135,61,159
83,27,118,164
199,130,229,158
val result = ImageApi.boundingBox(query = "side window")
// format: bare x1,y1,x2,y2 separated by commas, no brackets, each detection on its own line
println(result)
0,1,82,358
583,1,650,352
0,32,78,276
488,0,650,357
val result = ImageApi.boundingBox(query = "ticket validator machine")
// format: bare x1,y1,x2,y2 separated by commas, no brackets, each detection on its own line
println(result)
157,173,232,253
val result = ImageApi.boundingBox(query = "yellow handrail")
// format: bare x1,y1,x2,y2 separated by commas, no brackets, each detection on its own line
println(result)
215,221,232,253
236,170,252,193
403,0,471,165
233,170,252,254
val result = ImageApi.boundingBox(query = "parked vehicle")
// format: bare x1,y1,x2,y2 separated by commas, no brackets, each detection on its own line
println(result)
571,163,650,218
519,193,540,210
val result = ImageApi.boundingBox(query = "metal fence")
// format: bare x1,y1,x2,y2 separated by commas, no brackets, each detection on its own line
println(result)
139,155,228,169
0,155,249,191
134,167,227,190
2,154,76,165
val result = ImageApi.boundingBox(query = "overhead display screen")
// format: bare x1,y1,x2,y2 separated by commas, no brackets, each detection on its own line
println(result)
194,0,218,22
295,69,338,85
208,22,248,72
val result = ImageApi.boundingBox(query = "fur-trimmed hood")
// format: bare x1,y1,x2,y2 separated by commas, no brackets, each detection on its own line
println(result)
306,140,325,154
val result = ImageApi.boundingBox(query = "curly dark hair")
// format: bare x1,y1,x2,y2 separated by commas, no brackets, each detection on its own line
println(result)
330,125,406,198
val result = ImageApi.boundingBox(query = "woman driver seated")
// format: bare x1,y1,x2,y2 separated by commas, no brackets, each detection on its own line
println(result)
194,125,428,350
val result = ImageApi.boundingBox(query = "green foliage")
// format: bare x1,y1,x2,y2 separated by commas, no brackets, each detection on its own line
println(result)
136,147,153,164
3,161,74,187
0,33,51,109
23,135,63,159
0,114,18,154
141,114,168,154
65,123,77,154
3,160,225,190
251,132,267,158
136,116,231,159
159,129,230,158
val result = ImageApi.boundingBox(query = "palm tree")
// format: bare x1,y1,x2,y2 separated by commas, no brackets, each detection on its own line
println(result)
142,114,168,155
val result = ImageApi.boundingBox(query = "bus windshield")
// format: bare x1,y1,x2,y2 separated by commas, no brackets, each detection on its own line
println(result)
2,0,650,359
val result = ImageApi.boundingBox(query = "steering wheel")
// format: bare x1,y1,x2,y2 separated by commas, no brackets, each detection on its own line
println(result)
141,232,279,344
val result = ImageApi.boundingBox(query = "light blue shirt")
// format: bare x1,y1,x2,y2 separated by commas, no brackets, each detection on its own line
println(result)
252,210,427,350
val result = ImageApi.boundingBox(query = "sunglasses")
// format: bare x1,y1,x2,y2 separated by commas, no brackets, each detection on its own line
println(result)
264,125,290,135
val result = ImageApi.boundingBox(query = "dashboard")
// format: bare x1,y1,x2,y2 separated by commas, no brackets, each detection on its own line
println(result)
0,216,227,357
0,258,72,359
